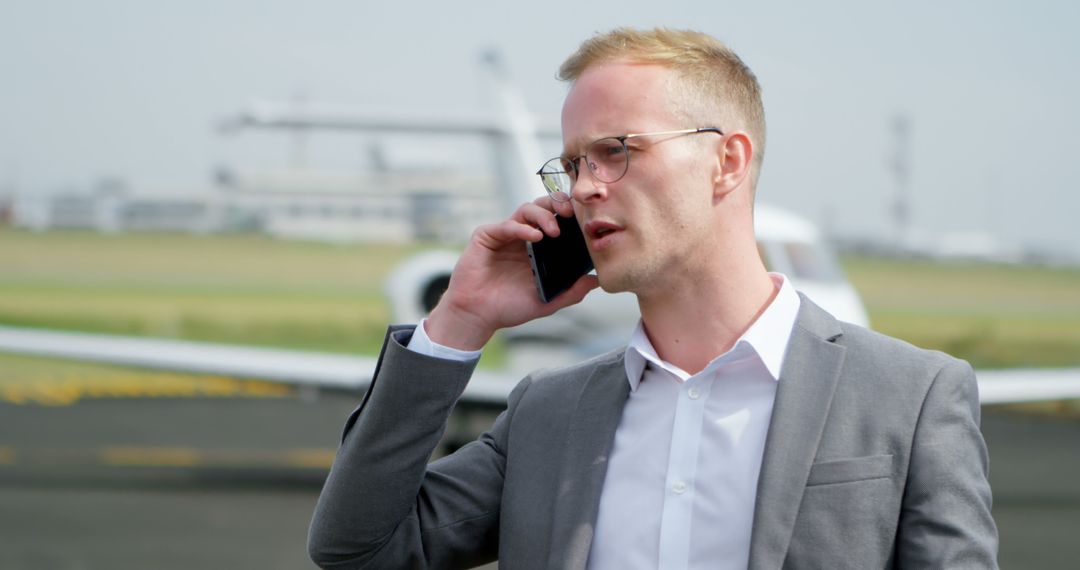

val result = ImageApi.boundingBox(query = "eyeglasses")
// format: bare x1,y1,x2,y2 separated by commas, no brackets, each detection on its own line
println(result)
536,127,723,202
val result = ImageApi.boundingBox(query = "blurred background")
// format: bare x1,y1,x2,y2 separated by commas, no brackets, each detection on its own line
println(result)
1,1,1078,568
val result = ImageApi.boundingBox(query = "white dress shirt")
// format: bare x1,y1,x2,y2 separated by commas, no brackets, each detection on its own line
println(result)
588,273,799,570
406,319,483,361
408,274,801,570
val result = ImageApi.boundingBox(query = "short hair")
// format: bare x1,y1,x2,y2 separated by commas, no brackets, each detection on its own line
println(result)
559,28,766,185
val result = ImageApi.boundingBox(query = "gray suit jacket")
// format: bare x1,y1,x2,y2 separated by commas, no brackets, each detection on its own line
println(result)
309,296,998,569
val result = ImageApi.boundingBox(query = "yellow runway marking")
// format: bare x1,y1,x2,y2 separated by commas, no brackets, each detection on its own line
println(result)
0,446,338,469
96,447,336,469
281,449,338,469
0,372,293,406
102,447,203,467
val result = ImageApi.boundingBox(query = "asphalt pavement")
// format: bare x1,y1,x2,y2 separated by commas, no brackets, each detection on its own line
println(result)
0,386,1076,569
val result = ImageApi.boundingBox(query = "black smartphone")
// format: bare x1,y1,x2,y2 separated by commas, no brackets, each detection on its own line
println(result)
526,214,594,303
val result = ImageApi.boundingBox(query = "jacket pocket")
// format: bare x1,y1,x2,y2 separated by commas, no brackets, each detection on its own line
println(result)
805,454,894,486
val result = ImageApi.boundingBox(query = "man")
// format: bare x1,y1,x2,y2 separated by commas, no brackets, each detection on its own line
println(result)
309,28,997,569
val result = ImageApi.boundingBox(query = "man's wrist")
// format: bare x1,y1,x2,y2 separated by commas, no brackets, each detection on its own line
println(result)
406,319,483,362
424,304,494,352
406,317,483,362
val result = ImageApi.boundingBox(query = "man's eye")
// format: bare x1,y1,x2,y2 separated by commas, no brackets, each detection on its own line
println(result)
593,139,626,159
561,158,580,178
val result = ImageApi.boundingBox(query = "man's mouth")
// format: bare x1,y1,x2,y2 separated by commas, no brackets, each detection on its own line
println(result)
584,220,623,249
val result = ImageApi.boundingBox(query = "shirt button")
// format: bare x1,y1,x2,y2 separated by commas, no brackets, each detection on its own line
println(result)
673,481,687,494
687,387,701,400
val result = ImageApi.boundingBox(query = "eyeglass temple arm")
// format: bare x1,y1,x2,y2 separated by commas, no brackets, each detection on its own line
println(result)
622,127,724,140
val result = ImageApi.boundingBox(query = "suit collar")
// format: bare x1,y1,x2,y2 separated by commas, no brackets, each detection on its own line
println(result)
749,294,847,569
546,350,630,570
624,273,801,388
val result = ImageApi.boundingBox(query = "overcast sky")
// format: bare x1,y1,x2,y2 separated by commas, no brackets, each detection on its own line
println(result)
2,0,1077,256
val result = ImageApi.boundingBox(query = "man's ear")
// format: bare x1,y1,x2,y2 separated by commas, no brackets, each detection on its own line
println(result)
713,132,753,199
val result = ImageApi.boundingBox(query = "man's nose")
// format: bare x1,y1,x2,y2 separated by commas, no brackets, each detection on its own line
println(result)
571,165,608,203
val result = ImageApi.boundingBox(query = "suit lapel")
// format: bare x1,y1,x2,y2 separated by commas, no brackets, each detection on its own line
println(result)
547,352,631,570
749,296,847,569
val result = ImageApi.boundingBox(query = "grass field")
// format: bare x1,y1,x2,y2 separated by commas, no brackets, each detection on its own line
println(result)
843,256,1080,369
0,229,427,354
2,228,1079,381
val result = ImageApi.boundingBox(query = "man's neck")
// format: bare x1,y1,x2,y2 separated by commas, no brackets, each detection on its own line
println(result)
637,264,778,376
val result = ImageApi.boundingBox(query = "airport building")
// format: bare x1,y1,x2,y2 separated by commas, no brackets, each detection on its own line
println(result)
9,168,501,244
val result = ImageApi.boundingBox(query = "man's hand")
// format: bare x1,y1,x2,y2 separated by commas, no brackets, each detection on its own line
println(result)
425,197,600,351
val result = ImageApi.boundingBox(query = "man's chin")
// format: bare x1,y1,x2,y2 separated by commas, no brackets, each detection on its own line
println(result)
598,281,624,294
595,268,633,295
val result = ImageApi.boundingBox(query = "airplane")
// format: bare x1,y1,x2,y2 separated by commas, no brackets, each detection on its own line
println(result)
222,50,871,368
1,52,1077,446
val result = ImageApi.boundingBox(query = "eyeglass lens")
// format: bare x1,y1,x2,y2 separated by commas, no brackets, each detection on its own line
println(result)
539,137,629,202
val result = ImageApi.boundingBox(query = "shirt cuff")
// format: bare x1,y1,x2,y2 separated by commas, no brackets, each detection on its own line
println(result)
405,318,483,363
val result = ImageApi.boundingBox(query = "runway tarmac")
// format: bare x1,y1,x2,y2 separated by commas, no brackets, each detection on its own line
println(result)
0,388,1076,569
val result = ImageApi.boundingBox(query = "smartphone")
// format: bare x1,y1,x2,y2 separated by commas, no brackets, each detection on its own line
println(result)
526,214,594,303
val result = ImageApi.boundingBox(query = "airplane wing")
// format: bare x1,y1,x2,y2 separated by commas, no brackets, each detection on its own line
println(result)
224,101,506,134
1,324,1078,407
973,368,1080,405
219,51,559,214
0,325,514,408
221,101,562,139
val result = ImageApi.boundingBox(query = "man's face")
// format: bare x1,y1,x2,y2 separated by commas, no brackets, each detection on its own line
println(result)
562,61,721,296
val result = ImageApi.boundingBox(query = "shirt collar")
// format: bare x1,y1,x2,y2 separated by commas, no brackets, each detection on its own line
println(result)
623,273,801,391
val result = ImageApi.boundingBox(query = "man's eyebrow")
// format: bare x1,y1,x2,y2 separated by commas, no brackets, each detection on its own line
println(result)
560,132,613,158
559,143,583,160
559,137,586,158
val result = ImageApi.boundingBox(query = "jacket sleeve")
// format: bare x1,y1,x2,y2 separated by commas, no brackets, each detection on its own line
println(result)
308,325,530,569
896,357,999,568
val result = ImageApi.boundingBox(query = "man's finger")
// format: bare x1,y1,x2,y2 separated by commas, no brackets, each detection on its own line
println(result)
478,219,544,246
513,202,562,237
546,274,601,311
551,197,576,219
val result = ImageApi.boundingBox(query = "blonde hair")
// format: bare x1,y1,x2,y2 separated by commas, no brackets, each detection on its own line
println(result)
559,28,766,184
